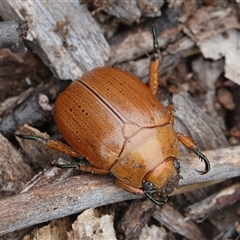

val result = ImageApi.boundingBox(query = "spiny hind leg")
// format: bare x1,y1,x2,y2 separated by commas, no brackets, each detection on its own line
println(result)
176,132,210,174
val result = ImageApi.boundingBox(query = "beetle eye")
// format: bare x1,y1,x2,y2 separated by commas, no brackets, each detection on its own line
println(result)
173,158,180,172
142,181,155,192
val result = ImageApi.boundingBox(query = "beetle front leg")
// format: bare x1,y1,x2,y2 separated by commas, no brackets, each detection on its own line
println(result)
176,132,210,174
148,24,161,96
115,179,144,195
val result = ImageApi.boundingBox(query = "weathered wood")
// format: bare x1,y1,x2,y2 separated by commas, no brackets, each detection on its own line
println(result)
0,145,240,235
0,48,51,103
118,36,195,81
0,21,28,53
15,125,64,170
118,199,155,239
0,133,33,198
0,87,53,138
153,204,207,239
183,6,240,42
67,209,117,240
0,1,110,80
185,182,240,222
173,92,229,152
108,9,183,65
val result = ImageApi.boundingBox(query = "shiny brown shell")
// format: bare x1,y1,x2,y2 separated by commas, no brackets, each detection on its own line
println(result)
54,66,170,170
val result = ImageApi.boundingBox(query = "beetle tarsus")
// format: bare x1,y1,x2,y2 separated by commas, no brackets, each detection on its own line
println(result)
151,24,160,57
144,192,168,205
168,92,173,105
52,163,78,169
192,149,210,174
15,134,48,144
151,24,161,60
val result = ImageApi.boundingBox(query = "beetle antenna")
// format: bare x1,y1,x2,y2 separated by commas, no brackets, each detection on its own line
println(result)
192,149,210,174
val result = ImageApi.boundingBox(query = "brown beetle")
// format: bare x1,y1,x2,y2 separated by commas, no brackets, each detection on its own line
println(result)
18,26,210,204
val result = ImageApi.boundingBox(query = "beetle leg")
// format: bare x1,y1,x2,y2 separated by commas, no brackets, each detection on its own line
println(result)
46,139,81,158
148,24,161,96
115,179,144,195
77,164,109,175
167,92,175,125
52,162,109,175
176,132,210,174
15,134,80,158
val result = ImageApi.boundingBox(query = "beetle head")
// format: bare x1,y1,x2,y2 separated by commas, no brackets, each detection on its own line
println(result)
142,157,182,204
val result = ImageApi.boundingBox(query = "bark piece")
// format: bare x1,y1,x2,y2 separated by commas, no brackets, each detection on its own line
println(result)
208,202,240,234
0,76,58,138
139,225,168,240
0,1,110,80
0,21,29,53
119,36,195,81
184,6,240,42
229,85,240,144
0,133,33,198
172,92,228,153
137,0,164,18
153,204,207,240
23,218,71,240
199,29,240,85
101,0,164,21
0,91,53,138
21,157,77,193
185,182,240,222
0,48,51,102
217,88,236,111
191,56,224,119
67,208,116,240
118,199,155,239
15,125,64,169
0,173,139,236
108,9,183,65
103,0,141,21
183,5,240,85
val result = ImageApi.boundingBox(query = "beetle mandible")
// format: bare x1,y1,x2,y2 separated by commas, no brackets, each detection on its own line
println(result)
18,25,210,204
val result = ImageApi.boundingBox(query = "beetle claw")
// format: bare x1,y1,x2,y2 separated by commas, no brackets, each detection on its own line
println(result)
192,149,210,174
195,168,208,175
